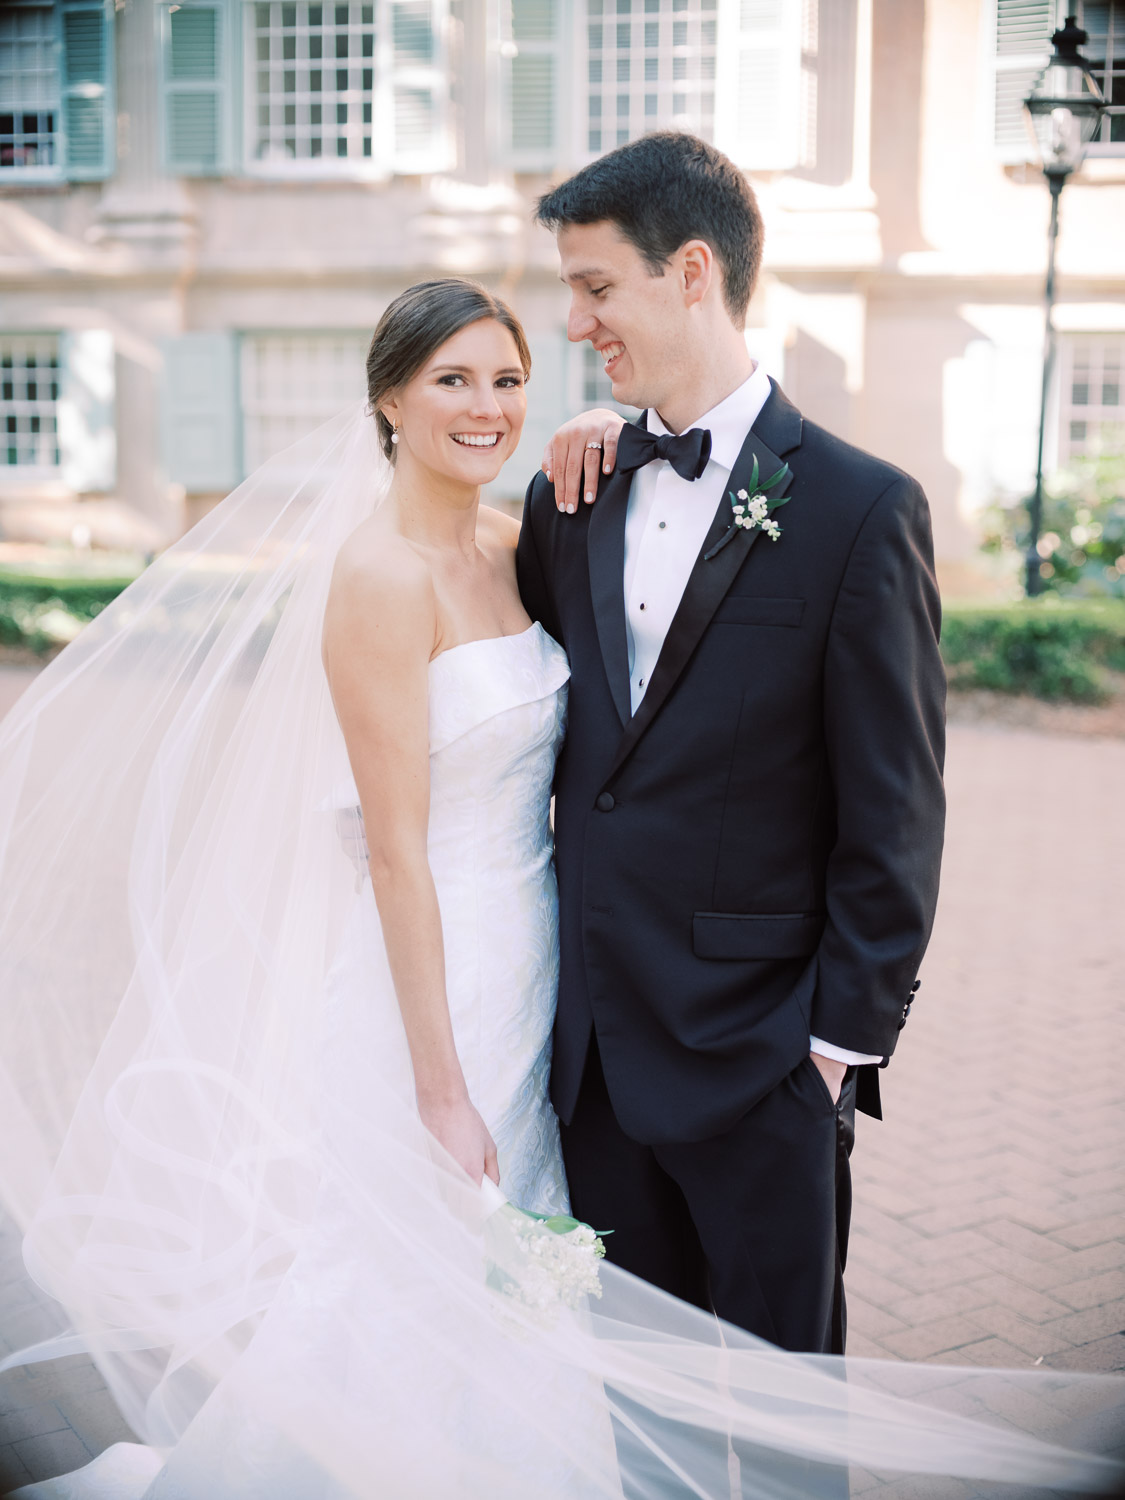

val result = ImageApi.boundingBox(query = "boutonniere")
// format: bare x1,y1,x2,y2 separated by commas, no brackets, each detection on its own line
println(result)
730,455,791,540
703,455,792,560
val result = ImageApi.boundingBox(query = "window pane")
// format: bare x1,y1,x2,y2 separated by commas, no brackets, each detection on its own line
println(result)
0,7,58,171
0,333,61,467
250,1,377,163
1061,336,1125,460
241,332,368,469
582,0,718,155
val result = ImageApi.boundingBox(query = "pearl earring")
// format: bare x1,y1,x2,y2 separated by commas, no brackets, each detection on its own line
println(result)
390,423,400,446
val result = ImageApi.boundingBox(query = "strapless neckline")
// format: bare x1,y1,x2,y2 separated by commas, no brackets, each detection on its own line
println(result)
429,622,541,672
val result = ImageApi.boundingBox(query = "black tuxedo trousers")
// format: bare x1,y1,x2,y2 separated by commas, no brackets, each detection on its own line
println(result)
516,383,945,1354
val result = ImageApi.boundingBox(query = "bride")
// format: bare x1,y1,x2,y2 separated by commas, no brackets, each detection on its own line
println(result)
0,278,1120,1499
320,281,567,1211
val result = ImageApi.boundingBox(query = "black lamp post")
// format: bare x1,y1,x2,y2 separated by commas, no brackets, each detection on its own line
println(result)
1021,15,1105,596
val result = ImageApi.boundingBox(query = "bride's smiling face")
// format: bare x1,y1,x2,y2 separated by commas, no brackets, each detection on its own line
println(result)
383,319,527,486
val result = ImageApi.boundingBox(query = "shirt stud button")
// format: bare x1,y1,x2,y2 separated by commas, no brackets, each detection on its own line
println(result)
639,602,646,610
658,521,666,529
638,677,645,687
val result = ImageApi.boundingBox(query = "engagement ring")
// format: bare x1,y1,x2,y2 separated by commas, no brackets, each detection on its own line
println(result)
585,441,602,450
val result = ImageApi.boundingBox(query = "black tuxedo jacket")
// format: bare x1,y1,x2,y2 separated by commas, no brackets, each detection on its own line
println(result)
516,381,946,1145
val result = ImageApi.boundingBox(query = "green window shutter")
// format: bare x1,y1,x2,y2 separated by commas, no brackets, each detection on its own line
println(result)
161,1,235,176
502,0,561,170
60,1,115,181
58,330,116,492
715,0,803,172
161,333,241,492
993,0,1052,161
391,0,453,172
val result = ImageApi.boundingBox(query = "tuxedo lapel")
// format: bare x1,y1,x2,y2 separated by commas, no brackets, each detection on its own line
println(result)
586,461,634,729
606,382,803,781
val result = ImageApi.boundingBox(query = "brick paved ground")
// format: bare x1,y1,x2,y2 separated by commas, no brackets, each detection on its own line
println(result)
0,668,1122,1491
848,726,1125,1382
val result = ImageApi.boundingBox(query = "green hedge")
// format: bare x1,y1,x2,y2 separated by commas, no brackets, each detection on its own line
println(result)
0,566,139,655
941,599,1125,704
3,567,1124,705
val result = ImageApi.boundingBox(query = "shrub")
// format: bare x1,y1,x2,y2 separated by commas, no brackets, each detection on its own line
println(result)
980,455,1125,599
0,565,140,655
941,598,1125,703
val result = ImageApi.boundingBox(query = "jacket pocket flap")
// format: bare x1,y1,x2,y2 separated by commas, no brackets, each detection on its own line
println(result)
692,912,824,960
712,596,805,627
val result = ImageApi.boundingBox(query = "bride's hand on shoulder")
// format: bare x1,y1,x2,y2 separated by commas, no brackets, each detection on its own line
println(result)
543,408,625,516
418,1086,500,1187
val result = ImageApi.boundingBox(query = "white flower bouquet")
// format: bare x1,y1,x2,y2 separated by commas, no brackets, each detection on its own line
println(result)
480,1180,609,1316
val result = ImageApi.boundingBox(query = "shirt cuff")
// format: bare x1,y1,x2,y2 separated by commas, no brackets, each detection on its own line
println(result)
809,1036,883,1067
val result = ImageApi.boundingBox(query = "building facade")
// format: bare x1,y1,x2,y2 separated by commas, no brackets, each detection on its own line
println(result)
0,0,1123,574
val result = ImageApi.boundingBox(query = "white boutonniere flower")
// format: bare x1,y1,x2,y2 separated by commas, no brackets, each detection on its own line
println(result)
729,455,791,542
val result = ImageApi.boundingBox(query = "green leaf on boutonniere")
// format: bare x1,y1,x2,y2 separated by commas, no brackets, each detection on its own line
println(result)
704,456,793,559
747,453,790,499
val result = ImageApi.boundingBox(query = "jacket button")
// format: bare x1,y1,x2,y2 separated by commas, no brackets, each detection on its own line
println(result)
595,792,615,812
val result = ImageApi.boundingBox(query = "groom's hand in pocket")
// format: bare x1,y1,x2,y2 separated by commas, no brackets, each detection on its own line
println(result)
543,409,625,514
810,1051,847,1106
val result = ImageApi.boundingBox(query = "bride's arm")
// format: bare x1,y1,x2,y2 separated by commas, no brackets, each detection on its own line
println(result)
542,408,626,514
322,537,499,1188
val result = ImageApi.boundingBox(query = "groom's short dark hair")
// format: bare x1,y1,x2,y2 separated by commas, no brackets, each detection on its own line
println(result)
535,132,763,328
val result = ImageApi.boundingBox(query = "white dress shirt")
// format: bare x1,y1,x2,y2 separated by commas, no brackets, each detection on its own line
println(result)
621,365,882,1069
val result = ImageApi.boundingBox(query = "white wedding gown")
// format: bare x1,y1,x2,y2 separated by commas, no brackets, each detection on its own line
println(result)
319,619,573,1223
14,621,623,1499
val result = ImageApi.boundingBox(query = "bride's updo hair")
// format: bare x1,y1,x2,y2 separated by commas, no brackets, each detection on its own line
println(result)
367,279,532,460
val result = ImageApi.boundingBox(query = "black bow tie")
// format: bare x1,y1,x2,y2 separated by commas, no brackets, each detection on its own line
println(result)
615,421,713,482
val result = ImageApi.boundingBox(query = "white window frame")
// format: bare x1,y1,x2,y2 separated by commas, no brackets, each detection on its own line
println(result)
1076,0,1125,157
0,332,61,480
557,0,804,174
1057,334,1125,464
240,0,451,181
579,0,721,161
239,329,369,473
0,3,60,183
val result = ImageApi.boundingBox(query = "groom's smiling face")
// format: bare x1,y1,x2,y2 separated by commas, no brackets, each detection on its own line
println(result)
557,220,693,416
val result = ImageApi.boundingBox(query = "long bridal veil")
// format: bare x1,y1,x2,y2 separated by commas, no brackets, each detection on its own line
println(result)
0,403,1121,1499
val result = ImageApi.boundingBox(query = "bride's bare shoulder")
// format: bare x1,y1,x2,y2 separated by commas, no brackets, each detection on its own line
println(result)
326,517,435,638
476,503,521,555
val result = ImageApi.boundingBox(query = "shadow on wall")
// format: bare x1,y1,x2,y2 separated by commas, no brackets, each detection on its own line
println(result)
787,327,854,442
867,307,989,562
790,313,986,565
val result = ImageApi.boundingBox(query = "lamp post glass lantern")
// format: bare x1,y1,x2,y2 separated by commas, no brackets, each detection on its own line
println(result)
1021,15,1106,597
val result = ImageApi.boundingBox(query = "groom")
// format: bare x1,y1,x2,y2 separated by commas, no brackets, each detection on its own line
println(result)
517,131,945,1359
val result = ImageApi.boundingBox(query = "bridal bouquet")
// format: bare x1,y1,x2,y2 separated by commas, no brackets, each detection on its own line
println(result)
481,1182,609,1317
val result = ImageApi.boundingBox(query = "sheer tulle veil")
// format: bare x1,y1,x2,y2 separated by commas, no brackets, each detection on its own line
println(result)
0,402,1121,1498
